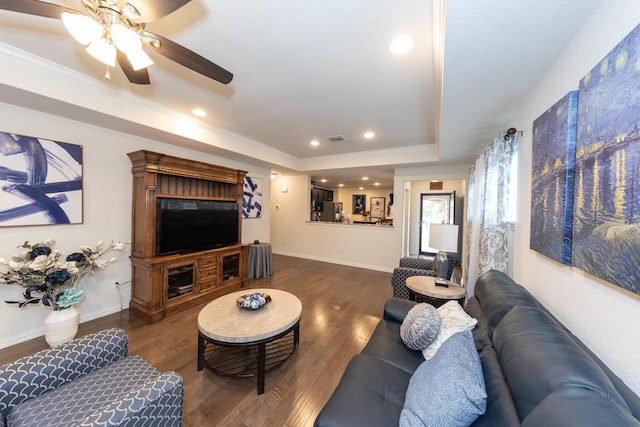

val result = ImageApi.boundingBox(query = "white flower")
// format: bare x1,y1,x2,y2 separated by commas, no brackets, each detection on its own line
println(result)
63,262,80,274
43,238,56,247
13,247,29,261
114,242,127,251
29,255,51,271
8,260,25,271
93,260,108,269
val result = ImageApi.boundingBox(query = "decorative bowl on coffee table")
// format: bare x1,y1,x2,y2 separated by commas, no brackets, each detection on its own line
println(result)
236,292,272,310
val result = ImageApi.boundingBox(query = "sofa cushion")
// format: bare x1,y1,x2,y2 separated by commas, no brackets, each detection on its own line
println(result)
400,330,487,427
465,297,493,351
384,297,418,323
400,303,441,351
362,320,425,374
422,300,477,360
314,353,413,427
493,305,629,421
6,355,159,427
471,346,520,427
521,387,640,427
474,270,537,337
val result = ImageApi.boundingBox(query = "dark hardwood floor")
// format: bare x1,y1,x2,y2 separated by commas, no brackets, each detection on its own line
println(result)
0,255,393,427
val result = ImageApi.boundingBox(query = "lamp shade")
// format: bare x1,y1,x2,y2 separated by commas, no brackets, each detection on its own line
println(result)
86,38,116,67
428,223,459,253
62,12,102,45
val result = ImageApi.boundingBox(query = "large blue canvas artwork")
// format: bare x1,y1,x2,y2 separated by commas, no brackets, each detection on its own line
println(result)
530,91,578,265
0,132,83,226
573,23,640,294
242,176,263,218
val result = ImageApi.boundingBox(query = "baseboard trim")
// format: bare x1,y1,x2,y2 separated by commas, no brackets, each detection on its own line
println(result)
0,304,126,350
272,250,394,273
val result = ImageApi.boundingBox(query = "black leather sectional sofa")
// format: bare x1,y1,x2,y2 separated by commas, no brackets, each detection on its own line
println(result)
314,270,640,426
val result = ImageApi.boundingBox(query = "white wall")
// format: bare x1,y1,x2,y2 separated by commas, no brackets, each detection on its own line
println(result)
0,102,270,348
270,175,402,271
268,165,471,271
510,0,640,394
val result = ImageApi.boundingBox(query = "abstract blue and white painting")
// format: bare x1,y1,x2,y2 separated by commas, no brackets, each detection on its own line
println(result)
0,132,83,226
573,22,640,294
530,91,578,265
242,176,262,218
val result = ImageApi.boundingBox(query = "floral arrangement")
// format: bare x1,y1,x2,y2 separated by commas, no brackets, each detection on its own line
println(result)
0,239,129,310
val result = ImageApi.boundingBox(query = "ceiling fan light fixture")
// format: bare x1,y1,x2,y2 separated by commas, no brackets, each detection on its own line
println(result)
61,12,102,45
127,48,154,71
122,3,141,19
86,38,116,67
111,23,141,53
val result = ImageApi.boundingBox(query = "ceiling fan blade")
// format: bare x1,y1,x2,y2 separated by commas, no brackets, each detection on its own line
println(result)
145,33,233,85
118,0,191,23
117,50,151,85
0,0,77,19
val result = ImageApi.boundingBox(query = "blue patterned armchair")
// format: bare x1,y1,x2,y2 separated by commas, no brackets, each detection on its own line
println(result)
391,257,437,299
391,255,460,299
0,328,183,427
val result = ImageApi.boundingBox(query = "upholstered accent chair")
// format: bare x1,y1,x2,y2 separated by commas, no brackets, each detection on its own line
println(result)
391,254,461,300
0,328,183,427
391,258,437,299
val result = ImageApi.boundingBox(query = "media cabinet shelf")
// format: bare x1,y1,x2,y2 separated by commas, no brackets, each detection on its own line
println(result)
128,150,248,323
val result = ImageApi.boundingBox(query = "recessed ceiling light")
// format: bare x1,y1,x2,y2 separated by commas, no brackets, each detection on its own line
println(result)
362,177,369,180
191,108,206,117
374,182,380,186
359,187,364,191
389,35,414,54
320,179,327,183
339,183,344,187
310,140,320,146
364,131,375,139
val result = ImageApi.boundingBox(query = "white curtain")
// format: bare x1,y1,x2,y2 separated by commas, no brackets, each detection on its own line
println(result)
464,131,518,296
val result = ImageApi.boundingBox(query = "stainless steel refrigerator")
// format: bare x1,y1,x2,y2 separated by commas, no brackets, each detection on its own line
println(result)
320,202,343,222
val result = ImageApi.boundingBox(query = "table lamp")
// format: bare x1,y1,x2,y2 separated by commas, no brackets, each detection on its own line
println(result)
428,223,459,287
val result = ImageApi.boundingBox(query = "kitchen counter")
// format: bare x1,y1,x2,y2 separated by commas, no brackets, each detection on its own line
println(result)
305,220,394,228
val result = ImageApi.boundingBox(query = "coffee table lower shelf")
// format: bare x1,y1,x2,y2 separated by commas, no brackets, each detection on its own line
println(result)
197,322,299,394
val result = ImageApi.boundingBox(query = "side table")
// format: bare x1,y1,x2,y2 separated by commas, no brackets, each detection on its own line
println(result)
248,242,274,278
405,276,466,308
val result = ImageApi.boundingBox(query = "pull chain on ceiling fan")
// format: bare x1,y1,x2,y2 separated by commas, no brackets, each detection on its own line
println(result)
0,0,233,85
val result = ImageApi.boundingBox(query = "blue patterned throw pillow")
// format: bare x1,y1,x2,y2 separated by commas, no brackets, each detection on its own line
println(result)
400,329,487,427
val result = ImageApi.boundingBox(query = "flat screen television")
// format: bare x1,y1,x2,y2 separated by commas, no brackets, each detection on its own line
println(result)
156,198,239,256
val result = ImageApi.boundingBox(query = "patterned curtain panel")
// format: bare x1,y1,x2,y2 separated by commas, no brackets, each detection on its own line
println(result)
464,131,517,296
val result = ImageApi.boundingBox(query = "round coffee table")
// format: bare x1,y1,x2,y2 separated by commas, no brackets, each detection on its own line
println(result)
197,288,302,394
405,276,466,307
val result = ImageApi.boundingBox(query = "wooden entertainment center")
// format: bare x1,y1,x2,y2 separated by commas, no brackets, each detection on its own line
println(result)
128,150,248,323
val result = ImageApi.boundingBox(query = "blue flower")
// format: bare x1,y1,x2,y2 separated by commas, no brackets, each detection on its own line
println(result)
57,288,84,309
29,246,51,259
66,252,86,262
45,269,71,285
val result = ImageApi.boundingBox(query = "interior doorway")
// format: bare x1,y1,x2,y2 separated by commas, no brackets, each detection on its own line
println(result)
419,192,455,254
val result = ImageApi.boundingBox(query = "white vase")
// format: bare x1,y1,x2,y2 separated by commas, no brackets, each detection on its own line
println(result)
44,306,79,347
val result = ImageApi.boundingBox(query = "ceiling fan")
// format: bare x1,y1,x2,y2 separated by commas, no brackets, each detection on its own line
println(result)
0,0,233,85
